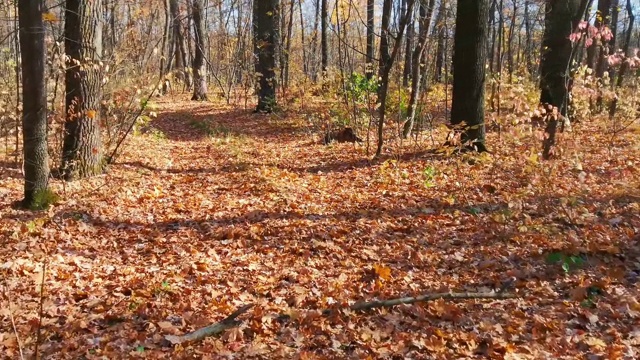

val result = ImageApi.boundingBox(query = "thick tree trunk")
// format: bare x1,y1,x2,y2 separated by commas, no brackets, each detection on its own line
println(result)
253,0,279,113
365,0,375,79
450,0,490,152
539,0,589,159
191,0,208,100
19,0,50,207
62,0,104,181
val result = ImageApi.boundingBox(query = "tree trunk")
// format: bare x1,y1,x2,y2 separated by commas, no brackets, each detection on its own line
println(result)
253,0,279,113
160,0,171,94
365,0,375,79
375,0,416,157
191,0,208,100
402,0,414,86
539,0,589,159
607,0,619,83
19,0,50,207
434,0,446,82
320,0,328,76
62,0,104,181
615,0,634,87
524,0,533,75
450,0,489,152
586,0,612,72
169,0,190,87
403,0,436,138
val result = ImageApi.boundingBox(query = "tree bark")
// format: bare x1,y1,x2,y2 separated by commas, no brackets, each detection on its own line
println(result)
19,0,50,207
169,0,190,88
615,0,634,87
253,0,279,113
539,0,589,159
375,0,416,157
586,0,612,74
402,0,415,86
62,0,105,181
450,0,490,152
320,0,328,76
191,0,208,101
403,0,436,138
434,0,446,82
365,0,375,79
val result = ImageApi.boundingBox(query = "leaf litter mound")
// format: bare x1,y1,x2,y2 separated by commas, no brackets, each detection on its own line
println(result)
1,96,640,359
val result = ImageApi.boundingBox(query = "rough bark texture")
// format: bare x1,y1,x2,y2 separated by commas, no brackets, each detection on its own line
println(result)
365,0,375,79
539,0,588,159
450,0,489,152
253,0,279,113
62,0,104,181
191,0,208,101
19,0,50,206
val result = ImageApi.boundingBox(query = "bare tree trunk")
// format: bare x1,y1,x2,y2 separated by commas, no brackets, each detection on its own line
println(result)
434,0,446,82
320,0,328,76
366,0,375,79
403,0,436,138
524,0,533,75
615,0,634,87
375,0,416,157
160,0,171,94
191,0,208,100
19,0,50,208
506,0,518,83
450,0,490,152
540,0,589,159
62,0,105,180
253,0,279,112
402,0,415,86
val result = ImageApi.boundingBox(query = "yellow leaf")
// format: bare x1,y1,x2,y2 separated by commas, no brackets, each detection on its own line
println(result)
42,12,58,22
86,109,96,119
373,264,391,281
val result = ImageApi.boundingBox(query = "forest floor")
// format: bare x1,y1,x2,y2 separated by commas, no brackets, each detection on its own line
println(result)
1,95,640,359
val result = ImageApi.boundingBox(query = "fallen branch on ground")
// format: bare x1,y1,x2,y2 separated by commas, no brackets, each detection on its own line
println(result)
340,290,517,314
164,304,254,345
165,289,517,345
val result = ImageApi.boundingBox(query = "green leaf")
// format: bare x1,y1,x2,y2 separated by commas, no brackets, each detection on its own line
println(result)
562,262,570,273
546,252,564,263
136,346,145,352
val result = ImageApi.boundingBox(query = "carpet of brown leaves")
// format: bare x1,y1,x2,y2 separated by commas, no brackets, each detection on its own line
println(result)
1,96,640,359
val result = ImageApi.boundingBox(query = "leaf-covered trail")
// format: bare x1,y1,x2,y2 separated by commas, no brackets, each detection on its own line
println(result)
2,97,640,358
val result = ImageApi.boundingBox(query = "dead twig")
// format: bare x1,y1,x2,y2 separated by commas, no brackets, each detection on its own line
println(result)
3,287,25,360
164,304,254,345
340,290,517,314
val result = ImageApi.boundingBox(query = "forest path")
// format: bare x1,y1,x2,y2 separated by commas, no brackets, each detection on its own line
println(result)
1,97,639,358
